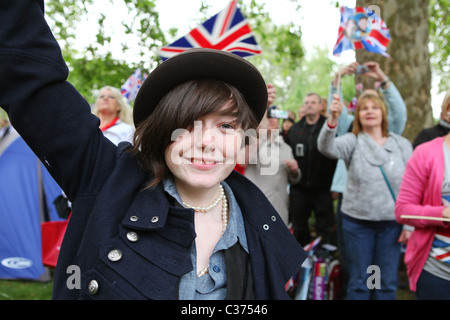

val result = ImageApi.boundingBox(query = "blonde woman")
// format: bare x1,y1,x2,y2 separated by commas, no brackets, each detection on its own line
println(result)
93,86,134,145
318,92,412,299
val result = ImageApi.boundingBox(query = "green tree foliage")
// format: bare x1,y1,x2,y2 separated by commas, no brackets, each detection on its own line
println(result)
45,0,93,49
64,52,136,103
42,0,349,113
45,0,167,103
280,46,355,114
429,0,449,92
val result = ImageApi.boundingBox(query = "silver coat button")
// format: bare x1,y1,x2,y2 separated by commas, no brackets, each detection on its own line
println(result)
88,280,99,295
108,249,123,262
151,216,159,223
126,231,139,242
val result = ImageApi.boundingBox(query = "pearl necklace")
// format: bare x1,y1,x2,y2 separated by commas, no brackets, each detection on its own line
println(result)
182,184,229,277
182,184,224,213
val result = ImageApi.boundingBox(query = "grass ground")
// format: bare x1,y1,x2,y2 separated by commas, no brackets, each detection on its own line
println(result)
397,267,416,300
0,278,53,300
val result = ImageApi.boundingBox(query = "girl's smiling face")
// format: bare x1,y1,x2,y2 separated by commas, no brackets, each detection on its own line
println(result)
164,104,243,191
130,79,259,190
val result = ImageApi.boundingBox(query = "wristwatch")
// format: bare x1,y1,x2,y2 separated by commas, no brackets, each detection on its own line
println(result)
380,77,390,89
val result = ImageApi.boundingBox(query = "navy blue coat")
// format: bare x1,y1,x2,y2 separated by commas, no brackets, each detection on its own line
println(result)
0,0,306,299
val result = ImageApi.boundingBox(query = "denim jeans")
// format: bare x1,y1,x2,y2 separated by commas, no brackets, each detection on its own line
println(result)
342,214,402,300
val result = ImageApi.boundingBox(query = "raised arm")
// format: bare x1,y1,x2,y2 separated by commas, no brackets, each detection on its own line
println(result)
0,1,116,201
382,82,407,134
318,94,356,162
328,63,357,136
363,61,407,134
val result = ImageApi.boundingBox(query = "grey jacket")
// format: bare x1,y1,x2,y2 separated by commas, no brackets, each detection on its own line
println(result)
318,123,413,221
245,134,301,225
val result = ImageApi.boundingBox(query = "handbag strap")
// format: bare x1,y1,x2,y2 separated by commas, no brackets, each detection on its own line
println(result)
379,165,396,202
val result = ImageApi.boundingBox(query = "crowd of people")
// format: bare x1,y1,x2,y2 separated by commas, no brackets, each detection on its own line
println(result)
241,61,450,300
1,0,449,301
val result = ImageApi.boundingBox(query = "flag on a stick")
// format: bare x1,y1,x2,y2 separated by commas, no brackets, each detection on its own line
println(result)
121,69,145,102
333,6,390,57
158,0,261,61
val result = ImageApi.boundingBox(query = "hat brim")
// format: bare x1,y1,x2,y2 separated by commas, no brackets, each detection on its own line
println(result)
133,48,268,127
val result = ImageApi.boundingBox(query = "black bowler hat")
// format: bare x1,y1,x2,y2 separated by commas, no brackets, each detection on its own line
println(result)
133,48,268,127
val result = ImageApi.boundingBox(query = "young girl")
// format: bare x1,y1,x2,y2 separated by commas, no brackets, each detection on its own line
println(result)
0,1,305,300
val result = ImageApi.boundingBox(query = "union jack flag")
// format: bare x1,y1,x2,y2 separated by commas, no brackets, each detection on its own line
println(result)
121,68,146,102
333,7,390,57
431,195,450,264
158,1,261,61
430,227,450,264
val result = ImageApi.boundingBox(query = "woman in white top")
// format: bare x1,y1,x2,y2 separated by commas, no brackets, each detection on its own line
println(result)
93,86,135,145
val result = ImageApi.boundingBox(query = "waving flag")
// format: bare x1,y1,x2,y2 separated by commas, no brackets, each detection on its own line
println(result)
121,69,146,102
333,7,390,57
158,0,261,61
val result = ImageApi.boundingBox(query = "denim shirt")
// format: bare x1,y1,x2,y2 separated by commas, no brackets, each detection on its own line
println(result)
163,177,249,300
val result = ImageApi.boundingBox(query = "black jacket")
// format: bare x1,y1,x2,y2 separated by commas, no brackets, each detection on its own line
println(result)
285,116,337,191
0,0,305,300
413,122,450,149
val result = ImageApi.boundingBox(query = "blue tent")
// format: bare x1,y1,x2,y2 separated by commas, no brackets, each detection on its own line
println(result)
0,129,63,280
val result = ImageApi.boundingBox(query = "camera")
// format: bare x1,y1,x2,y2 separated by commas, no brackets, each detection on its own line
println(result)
355,65,369,74
295,143,305,157
268,106,289,119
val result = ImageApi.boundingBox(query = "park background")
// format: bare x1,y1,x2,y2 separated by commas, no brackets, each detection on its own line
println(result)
43,0,448,141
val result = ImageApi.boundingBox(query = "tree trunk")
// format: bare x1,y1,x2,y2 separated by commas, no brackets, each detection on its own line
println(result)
355,0,432,141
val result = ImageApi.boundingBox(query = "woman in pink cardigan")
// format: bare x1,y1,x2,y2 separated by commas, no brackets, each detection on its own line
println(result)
395,92,450,299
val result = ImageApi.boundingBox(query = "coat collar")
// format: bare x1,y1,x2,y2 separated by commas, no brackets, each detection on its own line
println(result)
120,170,278,232
119,169,305,287
121,182,197,248
122,182,170,230
358,132,400,166
120,169,293,242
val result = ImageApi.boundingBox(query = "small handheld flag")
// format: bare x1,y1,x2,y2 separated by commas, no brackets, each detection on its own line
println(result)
121,69,145,102
158,0,261,61
333,7,390,57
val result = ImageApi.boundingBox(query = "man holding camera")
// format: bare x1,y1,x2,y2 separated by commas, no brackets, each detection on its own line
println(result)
285,93,337,246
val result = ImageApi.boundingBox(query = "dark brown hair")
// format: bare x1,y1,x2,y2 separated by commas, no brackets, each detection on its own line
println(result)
130,79,259,188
